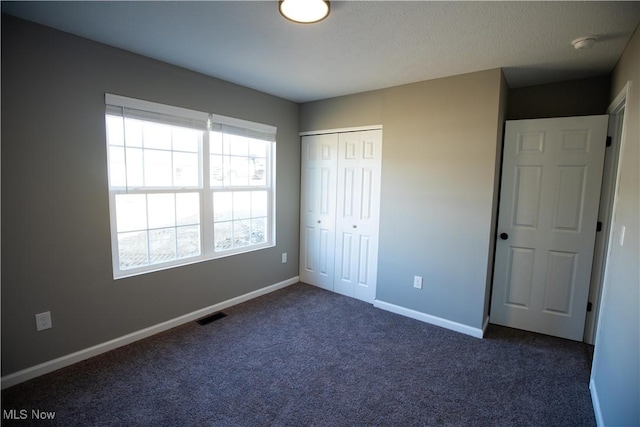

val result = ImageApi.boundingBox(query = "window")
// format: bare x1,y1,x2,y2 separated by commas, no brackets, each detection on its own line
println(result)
105,94,276,278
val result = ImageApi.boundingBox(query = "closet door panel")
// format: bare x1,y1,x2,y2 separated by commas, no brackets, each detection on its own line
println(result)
299,134,338,290
334,130,382,302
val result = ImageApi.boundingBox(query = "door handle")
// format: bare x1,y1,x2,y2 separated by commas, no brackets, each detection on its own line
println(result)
353,225,357,229
500,232,509,240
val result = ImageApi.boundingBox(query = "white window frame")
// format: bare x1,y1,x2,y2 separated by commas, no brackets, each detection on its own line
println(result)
105,94,276,279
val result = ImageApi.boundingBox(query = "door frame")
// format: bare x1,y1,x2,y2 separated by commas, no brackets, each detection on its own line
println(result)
583,82,630,344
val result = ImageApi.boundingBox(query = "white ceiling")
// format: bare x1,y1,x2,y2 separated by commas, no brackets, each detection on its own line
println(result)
3,1,640,103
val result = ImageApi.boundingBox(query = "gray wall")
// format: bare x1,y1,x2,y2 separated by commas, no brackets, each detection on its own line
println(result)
507,75,611,120
1,15,300,376
590,27,640,426
301,69,506,330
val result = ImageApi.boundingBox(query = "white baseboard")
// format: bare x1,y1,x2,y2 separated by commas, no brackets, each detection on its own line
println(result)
589,379,604,426
373,299,485,339
1,277,299,390
482,316,490,336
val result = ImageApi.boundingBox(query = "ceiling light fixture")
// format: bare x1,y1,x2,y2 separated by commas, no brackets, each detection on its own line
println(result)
571,36,598,50
279,0,330,24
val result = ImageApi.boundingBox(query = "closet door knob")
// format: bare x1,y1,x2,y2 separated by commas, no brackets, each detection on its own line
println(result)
352,225,357,229
317,220,321,224
500,232,509,240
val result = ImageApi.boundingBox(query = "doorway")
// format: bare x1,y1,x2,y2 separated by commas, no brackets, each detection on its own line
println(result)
583,85,628,344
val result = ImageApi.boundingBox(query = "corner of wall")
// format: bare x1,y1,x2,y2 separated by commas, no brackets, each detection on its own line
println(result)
589,379,605,426
482,70,509,323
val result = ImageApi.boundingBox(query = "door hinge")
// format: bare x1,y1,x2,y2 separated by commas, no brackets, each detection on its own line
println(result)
597,221,603,232
587,302,593,312
606,136,612,147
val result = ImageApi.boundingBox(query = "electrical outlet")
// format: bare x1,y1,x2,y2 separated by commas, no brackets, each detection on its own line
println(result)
413,275,423,289
35,311,52,331
282,252,287,263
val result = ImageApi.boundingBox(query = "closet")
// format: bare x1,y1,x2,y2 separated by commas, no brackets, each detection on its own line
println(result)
299,128,382,303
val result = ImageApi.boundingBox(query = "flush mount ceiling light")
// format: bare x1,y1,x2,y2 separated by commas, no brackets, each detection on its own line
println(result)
571,36,598,50
279,0,330,24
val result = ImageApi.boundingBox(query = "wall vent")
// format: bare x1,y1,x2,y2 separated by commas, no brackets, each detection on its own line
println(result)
196,312,228,326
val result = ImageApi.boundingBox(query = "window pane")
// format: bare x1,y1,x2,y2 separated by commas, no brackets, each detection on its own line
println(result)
233,219,251,247
249,157,266,186
108,146,127,188
213,192,232,222
210,154,224,187
173,152,199,187
214,221,233,251
106,115,124,146
229,156,249,186
249,139,266,158
149,228,176,264
116,194,147,232
225,134,248,156
176,193,200,226
172,127,200,153
144,149,172,187
177,225,201,258
147,194,176,229
124,119,143,148
233,192,251,219
251,217,267,244
125,147,144,188
251,191,268,217
118,230,148,270
210,131,223,154
222,156,233,187
143,121,172,150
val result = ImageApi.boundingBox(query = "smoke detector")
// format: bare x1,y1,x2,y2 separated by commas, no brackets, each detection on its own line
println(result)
572,36,598,50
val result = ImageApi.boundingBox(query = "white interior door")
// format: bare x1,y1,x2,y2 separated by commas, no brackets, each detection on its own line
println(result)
334,130,382,303
490,116,608,341
300,134,338,290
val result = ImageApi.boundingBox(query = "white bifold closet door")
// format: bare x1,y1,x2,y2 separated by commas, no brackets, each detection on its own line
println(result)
300,129,382,303
333,131,382,302
300,133,339,291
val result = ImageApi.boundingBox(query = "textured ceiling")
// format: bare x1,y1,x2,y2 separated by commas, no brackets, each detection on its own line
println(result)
3,1,640,103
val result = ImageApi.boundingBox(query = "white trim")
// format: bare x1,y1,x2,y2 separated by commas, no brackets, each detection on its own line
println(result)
105,93,209,122
588,81,632,425
300,125,382,136
373,299,485,339
210,113,277,136
584,86,630,344
607,82,630,114
105,93,276,136
590,379,605,426
0,277,299,390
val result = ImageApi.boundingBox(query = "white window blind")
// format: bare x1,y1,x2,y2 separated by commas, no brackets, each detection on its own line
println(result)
210,113,277,142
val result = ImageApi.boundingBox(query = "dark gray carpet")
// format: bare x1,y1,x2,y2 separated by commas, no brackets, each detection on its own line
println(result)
2,283,595,426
